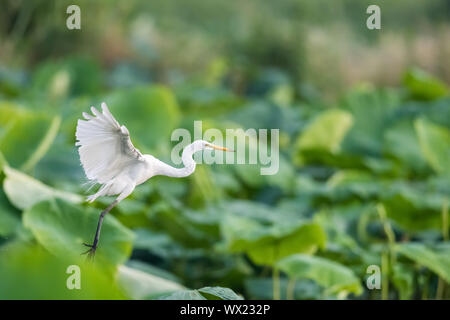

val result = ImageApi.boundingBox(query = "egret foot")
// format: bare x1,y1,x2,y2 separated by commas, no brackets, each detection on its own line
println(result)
82,242,97,260
82,200,119,262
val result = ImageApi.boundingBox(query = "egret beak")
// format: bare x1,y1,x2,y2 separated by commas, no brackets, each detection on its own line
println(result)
207,144,234,152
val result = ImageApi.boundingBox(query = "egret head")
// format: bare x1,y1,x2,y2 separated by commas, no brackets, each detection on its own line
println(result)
192,140,234,152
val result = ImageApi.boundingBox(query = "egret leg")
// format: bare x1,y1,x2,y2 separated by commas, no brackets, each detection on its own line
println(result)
82,200,119,260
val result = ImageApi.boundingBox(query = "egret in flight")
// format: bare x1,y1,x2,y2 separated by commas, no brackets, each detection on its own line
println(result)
75,102,232,258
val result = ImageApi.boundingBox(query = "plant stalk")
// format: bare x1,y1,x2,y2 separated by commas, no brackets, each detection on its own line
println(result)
273,267,280,300
381,251,389,300
286,278,296,300
436,199,448,300
377,204,396,300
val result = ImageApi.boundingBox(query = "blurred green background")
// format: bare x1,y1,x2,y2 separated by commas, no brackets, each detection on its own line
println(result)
0,0,449,300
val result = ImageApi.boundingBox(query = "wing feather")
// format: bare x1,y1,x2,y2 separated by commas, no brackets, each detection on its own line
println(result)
75,102,143,188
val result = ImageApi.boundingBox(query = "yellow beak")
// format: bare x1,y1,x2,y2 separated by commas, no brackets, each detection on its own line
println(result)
207,144,234,152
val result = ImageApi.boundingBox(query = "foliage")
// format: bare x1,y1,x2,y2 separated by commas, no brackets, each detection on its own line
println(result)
277,254,363,297
0,0,449,300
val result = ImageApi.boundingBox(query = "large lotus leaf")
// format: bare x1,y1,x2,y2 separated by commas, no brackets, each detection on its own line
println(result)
0,67,26,98
221,215,326,266
117,265,185,300
157,286,242,300
0,187,20,237
132,228,187,259
155,201,290,250
421,98,450,128
381,184,444,231
0,243,125,299
148,203,221,249
33,136,86,190
326,170,383,201
383,119,429,175
395,243,450,282
226,101,302,135
340,87,400,156
276,254,363,297
313,204,371,264
234,155,295,192
404,68,448,101
197,286,243,300
293,109,360,168
106,85,180,152
210,167,242,195
427,175,450,195
132,229,247,283
221,200,307,230
244,277,321,300
0,102,60,170
125,259,181,283
226,101,280,131
388,99,450,130
175,83,243,118
3,166,82,210
157,290,207,300
415,118,450,175
295,108,353,154
23,198,134,268
222,200,288,223
31,57,102,98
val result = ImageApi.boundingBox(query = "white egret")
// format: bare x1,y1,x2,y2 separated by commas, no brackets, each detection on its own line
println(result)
75,102,232,258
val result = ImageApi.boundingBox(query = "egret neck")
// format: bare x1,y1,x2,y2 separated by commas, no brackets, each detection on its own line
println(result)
152,141,199,178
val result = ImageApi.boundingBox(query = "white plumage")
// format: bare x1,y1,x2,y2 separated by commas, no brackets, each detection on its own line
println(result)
75,102,145,203
75,102,232,257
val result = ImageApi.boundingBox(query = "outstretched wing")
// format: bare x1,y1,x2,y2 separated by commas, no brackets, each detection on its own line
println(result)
75,102,143,186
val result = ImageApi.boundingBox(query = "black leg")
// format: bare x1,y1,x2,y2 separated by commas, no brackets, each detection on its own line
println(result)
82,200,119,260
